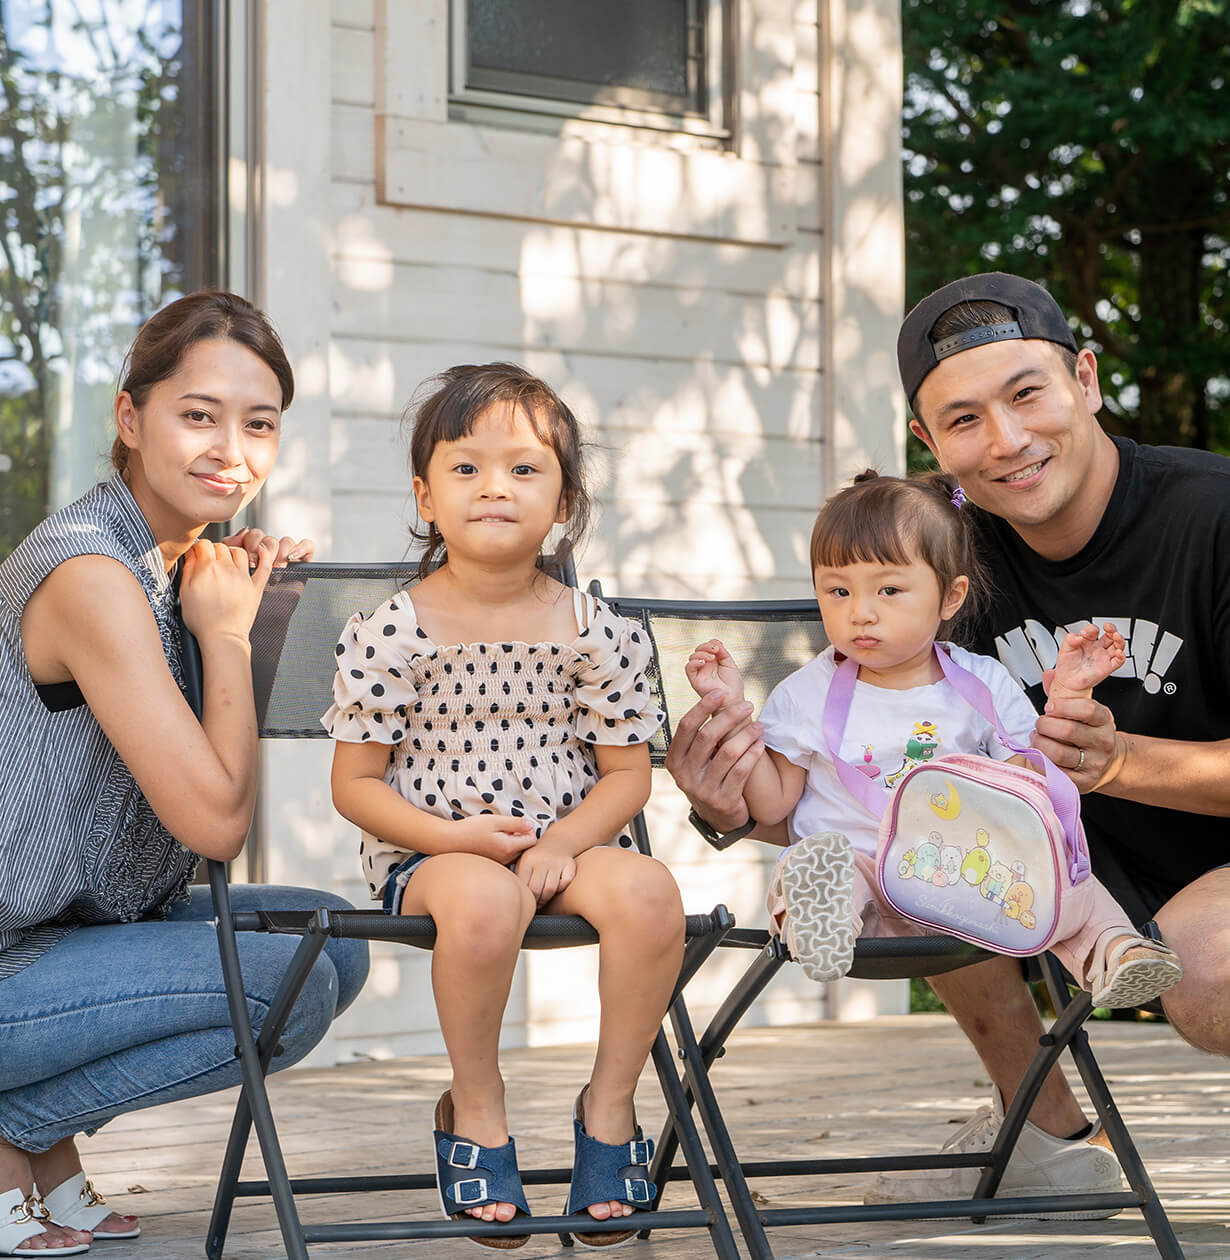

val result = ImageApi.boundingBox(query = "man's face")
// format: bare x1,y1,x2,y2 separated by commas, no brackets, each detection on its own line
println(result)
910,340,1103,534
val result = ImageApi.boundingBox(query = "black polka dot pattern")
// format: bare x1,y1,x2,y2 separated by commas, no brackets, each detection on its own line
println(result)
321,591,664,902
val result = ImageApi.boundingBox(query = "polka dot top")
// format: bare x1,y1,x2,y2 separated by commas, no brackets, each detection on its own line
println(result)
322,588,664,900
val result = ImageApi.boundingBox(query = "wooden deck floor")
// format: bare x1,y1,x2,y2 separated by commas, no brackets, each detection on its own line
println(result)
75,1014,1228,1259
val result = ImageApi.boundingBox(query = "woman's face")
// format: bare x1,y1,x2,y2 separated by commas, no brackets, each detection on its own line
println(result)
116,338,283,528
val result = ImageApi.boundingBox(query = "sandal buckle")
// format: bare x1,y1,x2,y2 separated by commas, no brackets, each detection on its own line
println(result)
80,1179,107,1208
448,1141,480,1169
628,1138,652,1166
451,1177,488,1206
623,1177,652,1204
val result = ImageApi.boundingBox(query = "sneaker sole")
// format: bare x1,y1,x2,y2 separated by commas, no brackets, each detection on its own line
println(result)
863,1180,1122,1220
780,832,856,982
1091,956,1183,1009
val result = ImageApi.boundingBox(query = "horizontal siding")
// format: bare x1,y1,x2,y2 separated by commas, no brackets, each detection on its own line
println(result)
333,263,822,372
331,185,823,303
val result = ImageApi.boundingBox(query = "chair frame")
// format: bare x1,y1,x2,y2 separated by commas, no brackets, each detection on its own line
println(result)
596,589,1186,1260
201,562,744,1259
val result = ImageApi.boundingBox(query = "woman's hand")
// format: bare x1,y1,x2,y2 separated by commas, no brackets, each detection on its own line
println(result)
180,538,276,642
222,526,314,569
515,835,578,905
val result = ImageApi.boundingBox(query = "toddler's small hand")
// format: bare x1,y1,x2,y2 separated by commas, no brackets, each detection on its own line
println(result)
455,814,537,864
515,839,577,905
1051,622,1126,695
685,638,745,706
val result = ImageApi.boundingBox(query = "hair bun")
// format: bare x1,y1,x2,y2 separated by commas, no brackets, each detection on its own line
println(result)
852,468,880,484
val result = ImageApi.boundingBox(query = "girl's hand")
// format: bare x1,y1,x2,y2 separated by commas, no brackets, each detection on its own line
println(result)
1047,622,1126,699
222,526,315,569
514,836,578,905
685,638,746,707
454,814,537,865
180,538,277,641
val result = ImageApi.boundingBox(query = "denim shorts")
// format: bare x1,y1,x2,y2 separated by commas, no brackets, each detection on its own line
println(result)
381,852,432,914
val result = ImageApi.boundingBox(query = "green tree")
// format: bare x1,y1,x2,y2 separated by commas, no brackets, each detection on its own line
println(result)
902,0,1230,453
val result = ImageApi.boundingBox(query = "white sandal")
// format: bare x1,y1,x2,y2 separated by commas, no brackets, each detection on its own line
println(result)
1086,930,1183,1009
43,1172,139,1240
770,831,857,982
0,1187,89,1257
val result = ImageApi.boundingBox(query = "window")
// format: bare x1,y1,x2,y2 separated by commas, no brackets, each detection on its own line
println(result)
0,0,224,558
450,0,731,138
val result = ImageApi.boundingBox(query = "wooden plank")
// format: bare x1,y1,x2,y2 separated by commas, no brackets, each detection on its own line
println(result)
328,339,823,441
330,182,823,302
331,263,822,371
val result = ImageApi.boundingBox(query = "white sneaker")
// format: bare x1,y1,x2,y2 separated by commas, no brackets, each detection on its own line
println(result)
769,831,856,982
863,1090,1125,1219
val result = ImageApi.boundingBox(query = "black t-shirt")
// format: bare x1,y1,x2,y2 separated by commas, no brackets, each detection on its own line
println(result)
967,436,1230,909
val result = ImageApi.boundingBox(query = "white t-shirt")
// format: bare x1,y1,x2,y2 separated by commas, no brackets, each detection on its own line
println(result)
759,643,1040,855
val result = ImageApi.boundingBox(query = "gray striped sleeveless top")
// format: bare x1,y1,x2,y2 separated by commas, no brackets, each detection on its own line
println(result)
0,474,199,979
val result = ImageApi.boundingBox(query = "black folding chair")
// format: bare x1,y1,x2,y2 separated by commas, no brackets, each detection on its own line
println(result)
595,589,1186,1260
200,558,742,1259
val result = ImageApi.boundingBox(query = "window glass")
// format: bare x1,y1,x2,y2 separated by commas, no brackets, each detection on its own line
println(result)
463,0,713,120
0,0,219,558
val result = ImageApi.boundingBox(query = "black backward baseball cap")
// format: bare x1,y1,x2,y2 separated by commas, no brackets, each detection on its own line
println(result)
897,272,1077,407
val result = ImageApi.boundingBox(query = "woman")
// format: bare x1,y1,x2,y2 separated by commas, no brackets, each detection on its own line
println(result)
0,292,368,1255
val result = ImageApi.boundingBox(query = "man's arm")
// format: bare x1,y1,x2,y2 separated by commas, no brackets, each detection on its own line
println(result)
1032,697,1230,815
664,690,790,845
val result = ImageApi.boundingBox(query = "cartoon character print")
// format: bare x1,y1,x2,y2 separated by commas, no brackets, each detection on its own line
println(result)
883,720,942,789
897,848,916,879
914,839,941,883
981,860,1012,906
961,828,992,885
1003,880,1038,931
937,843,962,888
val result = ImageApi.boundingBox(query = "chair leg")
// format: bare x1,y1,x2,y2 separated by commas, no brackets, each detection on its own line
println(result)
648,1023,743,1260
1036,955,1187,1260
207,914,330,1260
650,943,785,1196
668,993,775,1260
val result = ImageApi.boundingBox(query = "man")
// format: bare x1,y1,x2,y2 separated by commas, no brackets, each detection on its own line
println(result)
669,272,1230,1207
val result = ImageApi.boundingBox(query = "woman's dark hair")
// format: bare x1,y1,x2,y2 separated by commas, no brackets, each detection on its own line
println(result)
404,362,592,580
808,469,987,639
111,290,295,471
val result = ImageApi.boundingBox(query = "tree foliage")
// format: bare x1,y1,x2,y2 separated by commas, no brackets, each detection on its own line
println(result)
902,0,1230,452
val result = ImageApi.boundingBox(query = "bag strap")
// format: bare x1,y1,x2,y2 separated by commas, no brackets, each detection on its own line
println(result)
822,647,1091,883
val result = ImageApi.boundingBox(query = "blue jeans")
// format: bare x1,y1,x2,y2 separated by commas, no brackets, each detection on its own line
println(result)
0,885,369,1152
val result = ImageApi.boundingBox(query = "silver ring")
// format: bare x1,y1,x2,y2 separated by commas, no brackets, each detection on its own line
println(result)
1076,748,1086,770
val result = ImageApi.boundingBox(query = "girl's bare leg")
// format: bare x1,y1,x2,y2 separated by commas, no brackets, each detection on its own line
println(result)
0,1136,93,1252
546,848,686,1221
400,854,536,1224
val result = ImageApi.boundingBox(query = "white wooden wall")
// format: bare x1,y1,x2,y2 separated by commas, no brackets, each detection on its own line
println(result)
252,0,906,1063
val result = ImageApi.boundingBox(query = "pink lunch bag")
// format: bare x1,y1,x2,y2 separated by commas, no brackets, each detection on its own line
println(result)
822,647,1093,956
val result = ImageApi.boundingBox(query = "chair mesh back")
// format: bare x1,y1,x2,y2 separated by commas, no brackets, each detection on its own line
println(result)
599,597,829,767
251,551,576,738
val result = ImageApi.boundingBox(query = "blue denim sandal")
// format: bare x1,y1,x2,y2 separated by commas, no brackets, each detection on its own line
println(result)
565,1087,657,1250
433,1091,531,1250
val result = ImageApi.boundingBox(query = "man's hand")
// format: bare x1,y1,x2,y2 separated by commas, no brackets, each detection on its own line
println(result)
664,690,764,832
1032,694,1125,792
685,638,745,707
222,527,314,570
515,835,578,905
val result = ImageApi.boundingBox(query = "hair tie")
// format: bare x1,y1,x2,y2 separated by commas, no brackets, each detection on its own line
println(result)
950,485,967,510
